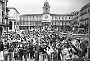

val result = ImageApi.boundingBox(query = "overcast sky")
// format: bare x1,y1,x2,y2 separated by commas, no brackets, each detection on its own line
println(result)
7,0,90,14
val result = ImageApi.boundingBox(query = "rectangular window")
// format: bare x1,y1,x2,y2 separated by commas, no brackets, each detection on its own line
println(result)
66,22,69,25
36,16,38,20
21,17,23,20
30,16,31,20
62,16,64,19
30,22,32,25
37,16,38,18
27,22,29,25
52,22,53,25
23,17,25,20
33,22,35,26
33,16,34,18
35,21,38,25
27,17,29,20
52,17,53,19
20,22,22,25
31,22,33,25
55,17,57,19
27,17,28,20
23,22,25,25
65,16,67,19
31,16,32,20
69,17,70,19
59,17,60,19
25,17,27,20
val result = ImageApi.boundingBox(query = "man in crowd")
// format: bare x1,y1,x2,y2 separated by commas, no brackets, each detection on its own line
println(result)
8,43,13,61
19,46,23,61
0,41,4,61
23,43,28,61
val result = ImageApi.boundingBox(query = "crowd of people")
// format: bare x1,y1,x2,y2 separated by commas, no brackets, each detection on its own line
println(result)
0,28,90,61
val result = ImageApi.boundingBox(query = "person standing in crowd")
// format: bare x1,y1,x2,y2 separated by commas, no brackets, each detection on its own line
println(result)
14,47,19,60
32,46,35,60
58,47,62,61
53,48,58,61
4,47,8,61
0,41,4,61
27,42,30,58
23,44,28,61
8,43,13,61
19,46,23,61
47,46,54,61
29,43,34,59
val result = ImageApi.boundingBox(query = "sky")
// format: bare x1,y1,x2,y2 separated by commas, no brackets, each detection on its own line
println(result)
7,0,90,15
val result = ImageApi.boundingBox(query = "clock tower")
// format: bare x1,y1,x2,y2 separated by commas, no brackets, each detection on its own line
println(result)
43,0,50,14
42,0,51,31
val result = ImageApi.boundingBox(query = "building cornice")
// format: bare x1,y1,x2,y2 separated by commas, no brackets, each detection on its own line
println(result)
80,2,90,11
19,14,73,16
20,14,43,16
50,14,73,16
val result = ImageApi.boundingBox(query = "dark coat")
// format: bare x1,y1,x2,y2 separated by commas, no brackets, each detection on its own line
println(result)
29,45,33,52
0,42,4,51
19,48,23,56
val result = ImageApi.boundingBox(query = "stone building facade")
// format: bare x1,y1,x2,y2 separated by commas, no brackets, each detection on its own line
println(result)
19,1,73,32
8,7,20,32
0,0,9,35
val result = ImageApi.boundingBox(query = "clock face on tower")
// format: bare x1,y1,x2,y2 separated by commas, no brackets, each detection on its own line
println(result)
45,15,48,19
42,14,51,22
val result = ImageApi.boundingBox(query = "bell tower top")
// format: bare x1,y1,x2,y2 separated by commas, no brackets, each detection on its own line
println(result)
45,0,48,2
43,0,50,14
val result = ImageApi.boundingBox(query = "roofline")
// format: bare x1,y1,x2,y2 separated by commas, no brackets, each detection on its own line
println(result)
19,13,73,16
50,14,73,16
80,2,90,11
8,7,20,14
20,14,43,16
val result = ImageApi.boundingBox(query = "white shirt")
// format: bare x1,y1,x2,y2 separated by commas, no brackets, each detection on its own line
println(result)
47,47,54,55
